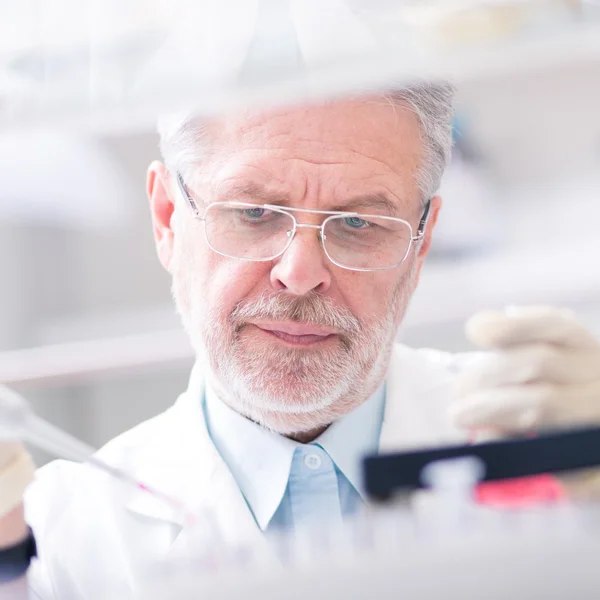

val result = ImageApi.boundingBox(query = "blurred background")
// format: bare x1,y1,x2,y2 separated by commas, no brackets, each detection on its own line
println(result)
1,0,600,464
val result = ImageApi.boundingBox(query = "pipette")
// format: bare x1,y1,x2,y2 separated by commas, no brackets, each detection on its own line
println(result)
0,385,197,524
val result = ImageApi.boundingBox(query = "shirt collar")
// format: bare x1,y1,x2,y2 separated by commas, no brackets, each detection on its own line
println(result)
314,384,386,498
204,384,299,532
204,383,386,531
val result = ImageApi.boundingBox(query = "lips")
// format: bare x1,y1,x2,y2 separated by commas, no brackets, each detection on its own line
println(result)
255,322,334,336
252,321,335,345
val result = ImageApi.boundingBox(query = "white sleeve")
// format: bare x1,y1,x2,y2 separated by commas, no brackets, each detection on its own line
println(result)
0,575,29,600
26,551,58,600
22,461,74,600
0,571,48,600
0,476,59,600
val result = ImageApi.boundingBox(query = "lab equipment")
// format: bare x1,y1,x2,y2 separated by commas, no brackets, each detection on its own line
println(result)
140,457,600,600
136,424,600,599
1,1,599,132
0,385,196,524
134,426,600,599
364,425,600,499
142,520,600,599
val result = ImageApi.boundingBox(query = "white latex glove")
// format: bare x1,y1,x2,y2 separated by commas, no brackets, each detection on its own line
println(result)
0,386,35,519
452,306,600,432
450,306,600,499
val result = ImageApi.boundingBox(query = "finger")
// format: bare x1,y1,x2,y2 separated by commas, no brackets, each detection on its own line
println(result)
559,468,600,501
456,345,600,397
0,441,24,471
449,385,547,432
450,381,600,432
544,380,600,426
466,306,598,350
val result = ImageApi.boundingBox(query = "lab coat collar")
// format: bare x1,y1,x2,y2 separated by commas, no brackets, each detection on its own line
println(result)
122,362,265,547
121,386,215,523
121,345,462,538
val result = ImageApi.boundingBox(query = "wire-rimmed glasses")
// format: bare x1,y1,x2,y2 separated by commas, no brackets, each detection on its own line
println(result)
175,173,430,272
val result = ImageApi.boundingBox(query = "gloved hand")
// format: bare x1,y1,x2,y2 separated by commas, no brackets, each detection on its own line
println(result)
0,386,35,520
450,306,600,500
0,441,31,513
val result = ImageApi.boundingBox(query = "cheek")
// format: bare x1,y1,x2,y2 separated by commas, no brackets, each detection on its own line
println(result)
201,256,271,320
172,219,273,322
336,271,395,318
335,266,414,323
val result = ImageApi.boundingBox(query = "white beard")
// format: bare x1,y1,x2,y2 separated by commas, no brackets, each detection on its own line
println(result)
172,246,416,435
203,293,394,432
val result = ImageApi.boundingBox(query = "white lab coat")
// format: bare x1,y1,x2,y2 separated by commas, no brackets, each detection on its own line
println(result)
22,344,469,599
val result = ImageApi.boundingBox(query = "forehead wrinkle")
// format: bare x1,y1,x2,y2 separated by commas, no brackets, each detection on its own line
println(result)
209,154,417,213
204,114,421,210
343,145,421,189
210,163,283,197
221,109,411,153
207,108,421,178
207,95,421,158
212,154,320,203
246,142,419,185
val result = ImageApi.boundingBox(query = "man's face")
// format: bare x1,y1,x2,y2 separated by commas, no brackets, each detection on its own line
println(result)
149,97,441,435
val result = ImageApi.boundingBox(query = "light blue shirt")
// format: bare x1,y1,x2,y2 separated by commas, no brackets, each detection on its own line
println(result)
204,385,386,533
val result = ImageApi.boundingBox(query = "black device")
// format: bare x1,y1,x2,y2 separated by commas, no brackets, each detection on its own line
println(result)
0,527,37,583
364,425,600,501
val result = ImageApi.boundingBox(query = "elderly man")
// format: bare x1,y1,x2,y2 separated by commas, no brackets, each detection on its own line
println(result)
2,82,600,599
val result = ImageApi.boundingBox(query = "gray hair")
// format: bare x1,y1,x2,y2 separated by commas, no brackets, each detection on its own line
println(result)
386,82,455,201
158,81,454,202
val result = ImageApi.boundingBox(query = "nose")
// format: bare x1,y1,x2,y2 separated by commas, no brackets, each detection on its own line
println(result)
270,228,332,295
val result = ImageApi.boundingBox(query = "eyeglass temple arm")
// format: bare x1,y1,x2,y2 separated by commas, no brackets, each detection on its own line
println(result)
176,172,201,214
415,199,432,239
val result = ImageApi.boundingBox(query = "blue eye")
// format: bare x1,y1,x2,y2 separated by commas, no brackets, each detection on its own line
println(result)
344,216,369,229
243,208,266,219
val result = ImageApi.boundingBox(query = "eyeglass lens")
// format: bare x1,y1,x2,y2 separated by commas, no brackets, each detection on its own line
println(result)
204,204,413,269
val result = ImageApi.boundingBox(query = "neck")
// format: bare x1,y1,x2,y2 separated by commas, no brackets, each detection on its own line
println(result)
287,424,329,444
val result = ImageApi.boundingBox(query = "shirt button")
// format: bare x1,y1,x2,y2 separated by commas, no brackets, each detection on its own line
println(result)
304,453,322,470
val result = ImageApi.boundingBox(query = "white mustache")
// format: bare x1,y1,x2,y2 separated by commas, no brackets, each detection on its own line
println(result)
229,292,361,336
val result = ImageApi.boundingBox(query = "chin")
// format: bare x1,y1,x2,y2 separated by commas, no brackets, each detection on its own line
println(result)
242,399,346,436
237,373,342,413
224,361,371,434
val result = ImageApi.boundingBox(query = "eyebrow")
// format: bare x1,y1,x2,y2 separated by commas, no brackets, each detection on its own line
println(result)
218,183,403,216
331,194,400,215
216,182,290,205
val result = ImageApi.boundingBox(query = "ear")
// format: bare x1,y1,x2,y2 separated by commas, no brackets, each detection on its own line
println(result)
413,194,442,283
147,161,176,273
